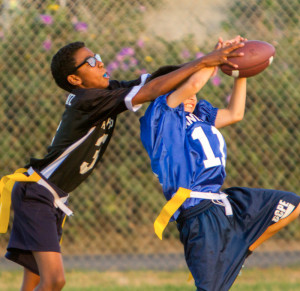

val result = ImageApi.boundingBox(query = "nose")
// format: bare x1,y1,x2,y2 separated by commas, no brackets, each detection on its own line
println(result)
97,60,104,68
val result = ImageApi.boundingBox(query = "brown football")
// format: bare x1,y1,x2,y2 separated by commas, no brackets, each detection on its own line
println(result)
220,40,275,78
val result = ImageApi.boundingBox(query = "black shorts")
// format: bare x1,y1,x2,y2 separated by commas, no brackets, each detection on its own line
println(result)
176,187,300,291
5,181,66,275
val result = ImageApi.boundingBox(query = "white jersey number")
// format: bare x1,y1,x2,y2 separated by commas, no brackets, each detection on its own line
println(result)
191,126,226,169
80,134,108,174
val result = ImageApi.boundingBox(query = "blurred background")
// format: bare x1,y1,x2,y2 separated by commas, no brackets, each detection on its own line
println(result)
0,0,299,273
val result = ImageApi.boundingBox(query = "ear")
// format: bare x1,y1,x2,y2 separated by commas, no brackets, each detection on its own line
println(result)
67,74,82,86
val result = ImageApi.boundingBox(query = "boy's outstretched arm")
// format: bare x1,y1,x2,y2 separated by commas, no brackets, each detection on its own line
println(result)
166,67,215,108
215,77,247,128
132,41,244,106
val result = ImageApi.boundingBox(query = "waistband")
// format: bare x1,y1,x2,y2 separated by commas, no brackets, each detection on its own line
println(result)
153,188,233,240
176,200,213,224
27,167,73,217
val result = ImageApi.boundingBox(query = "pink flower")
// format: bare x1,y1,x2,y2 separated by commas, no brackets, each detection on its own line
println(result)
74,22,88,32
43,39,52,51
107,61,119,74
211,76,221,86
137,39,144,48
181,49,190,59
40,14,53,25
121,62,129,71
195,52,204,58
139,6,146,12
116,54,125,62
226,94,232,103
129,57,138,66
137,68,147,75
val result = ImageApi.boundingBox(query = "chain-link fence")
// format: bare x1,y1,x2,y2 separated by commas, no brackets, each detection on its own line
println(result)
0,0,299,271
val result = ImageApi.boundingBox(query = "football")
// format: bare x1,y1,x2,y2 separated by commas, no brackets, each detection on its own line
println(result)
220,40,275,78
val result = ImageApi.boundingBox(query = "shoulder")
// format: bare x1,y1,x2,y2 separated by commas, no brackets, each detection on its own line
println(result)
194,99,218,125
66,88,120,110
141,93,184,127
151,91,183,112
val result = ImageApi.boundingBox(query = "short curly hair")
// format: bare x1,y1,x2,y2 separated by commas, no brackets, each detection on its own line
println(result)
51,41,85,92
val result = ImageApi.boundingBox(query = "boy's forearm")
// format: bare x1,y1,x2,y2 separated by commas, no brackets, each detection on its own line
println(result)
133,41,244,105
166,67,215,108
132,57,208,105
228,78,247,119
147,58,207,98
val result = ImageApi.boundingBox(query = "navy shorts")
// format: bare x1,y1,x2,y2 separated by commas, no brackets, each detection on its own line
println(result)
176,187,300,291
5,181,66,275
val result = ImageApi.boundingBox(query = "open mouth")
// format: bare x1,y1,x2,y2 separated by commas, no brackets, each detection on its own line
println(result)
185,104,194,108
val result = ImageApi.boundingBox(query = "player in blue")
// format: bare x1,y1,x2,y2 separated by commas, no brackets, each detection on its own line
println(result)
140,37,300,291
0,40,244,291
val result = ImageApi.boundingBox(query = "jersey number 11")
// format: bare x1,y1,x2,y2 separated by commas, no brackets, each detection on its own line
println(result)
191,126,226,169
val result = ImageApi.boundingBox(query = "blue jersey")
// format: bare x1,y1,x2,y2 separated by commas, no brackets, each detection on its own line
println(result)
140,94,227,217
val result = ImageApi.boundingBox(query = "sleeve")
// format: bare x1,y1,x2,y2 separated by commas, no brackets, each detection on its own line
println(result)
68,74,149,121
108,73,149,111
140,94,185,160
193,100,219,125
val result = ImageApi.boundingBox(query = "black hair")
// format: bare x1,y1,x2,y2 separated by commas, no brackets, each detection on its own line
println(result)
51,41,85,92
147,65,182,82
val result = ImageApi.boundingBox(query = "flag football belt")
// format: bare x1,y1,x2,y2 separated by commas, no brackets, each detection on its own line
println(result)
154,187,233,240
0,167,73,233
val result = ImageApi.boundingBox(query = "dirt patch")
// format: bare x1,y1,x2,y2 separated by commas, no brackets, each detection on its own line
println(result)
144,0,230,44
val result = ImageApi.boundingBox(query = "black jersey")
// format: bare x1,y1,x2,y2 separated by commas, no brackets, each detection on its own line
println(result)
28,74,149,193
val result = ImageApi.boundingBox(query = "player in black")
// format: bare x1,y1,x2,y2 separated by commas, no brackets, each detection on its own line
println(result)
2,40,245,290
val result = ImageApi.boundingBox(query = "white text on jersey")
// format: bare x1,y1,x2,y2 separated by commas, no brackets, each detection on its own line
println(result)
272,200,295,223
66,94,76,106
186,113,201,128
101,118,114,130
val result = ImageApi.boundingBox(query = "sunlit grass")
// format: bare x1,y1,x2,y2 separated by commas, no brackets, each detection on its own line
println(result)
1,267,300,290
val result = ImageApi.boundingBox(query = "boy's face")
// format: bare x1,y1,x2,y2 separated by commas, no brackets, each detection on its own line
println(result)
70,47,110,89
183,95,197,113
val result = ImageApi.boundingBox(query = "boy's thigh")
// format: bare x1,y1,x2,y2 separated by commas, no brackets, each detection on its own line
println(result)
6,182,65,275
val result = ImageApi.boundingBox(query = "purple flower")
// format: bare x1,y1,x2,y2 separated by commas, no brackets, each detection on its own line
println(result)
195,52,204,58
74,22,88,32
181,49,190,59
119,47,135,56
106,61,119,74
40,14,53,25
43,39,52,51
211,76,221,86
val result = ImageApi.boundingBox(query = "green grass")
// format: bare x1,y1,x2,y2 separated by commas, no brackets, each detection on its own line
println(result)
1,267,300,290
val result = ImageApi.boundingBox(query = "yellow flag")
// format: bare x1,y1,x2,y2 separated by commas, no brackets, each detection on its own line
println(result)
154,188,191,240
0,168,40,233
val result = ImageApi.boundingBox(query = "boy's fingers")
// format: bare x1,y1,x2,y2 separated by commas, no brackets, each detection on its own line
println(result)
229,52,244,58
224,59,239,68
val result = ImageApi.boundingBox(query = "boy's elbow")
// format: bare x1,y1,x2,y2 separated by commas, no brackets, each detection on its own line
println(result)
232,112,244,123
186,80,204,95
